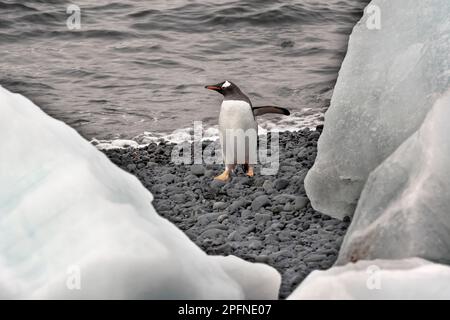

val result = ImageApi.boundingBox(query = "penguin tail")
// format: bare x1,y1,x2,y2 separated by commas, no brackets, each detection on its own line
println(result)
252,106,290,117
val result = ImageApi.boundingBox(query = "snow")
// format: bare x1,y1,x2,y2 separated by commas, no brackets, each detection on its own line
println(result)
337,90,450,265
305,0,450,219
0,85,280,299
288,258,450,300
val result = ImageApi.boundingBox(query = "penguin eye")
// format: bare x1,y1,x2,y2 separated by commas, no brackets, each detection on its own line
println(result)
222,81,231,88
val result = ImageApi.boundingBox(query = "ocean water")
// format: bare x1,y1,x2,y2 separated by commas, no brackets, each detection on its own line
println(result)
0,0,370,143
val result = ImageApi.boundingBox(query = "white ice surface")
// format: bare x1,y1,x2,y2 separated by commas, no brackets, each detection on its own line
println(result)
288,258,450,300
305,0,450,219
0,85,280,299
337,90,450,265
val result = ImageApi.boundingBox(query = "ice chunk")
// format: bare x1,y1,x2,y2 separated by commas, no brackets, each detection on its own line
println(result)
305,0,450,219
337,90,450,265
0,86,280,299
288,258,450,300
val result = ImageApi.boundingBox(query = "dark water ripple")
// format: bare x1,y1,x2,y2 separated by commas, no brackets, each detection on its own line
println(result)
0,0,371,140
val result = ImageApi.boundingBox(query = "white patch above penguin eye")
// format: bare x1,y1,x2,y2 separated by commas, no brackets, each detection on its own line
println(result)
222,81,231,88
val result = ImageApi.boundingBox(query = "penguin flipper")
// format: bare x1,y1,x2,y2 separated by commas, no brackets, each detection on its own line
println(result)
252,106,290,117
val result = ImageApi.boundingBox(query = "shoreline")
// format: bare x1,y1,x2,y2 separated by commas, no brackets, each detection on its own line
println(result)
102,127,349,298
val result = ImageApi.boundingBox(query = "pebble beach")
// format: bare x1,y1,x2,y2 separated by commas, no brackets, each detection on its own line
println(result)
103,127,350,298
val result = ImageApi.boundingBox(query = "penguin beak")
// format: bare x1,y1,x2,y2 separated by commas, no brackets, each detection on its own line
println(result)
205,85,222,92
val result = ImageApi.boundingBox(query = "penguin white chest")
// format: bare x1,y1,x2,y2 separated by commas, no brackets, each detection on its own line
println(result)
218,100,258,165
219,100,257,131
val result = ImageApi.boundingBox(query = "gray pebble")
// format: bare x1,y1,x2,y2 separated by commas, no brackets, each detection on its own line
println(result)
172,194,186,204
200,228,227,239
254,255,270,263
294,196,308,210
255,213,271,224
127,164,137,171
210,179,226,189
227,230,241,241
304,253,327,263
160,173,177,184
213,202,228,211
262,180,275,194
229,199,247,212
190,164,205,176
248,240,263,250
274,178,290,190
198,212,221,226
241,210,253,220
252,195,270,211
217,214,228,223
278,231,291,242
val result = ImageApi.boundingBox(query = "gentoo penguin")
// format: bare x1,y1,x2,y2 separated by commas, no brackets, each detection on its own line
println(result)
205,80,290,181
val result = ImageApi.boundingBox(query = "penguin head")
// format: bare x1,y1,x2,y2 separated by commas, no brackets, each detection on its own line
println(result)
205,80,237,96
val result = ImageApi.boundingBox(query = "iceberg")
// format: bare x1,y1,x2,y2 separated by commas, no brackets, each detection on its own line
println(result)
288,258,450,300
0,85,280,299
305,0,450,219
337,91,450,264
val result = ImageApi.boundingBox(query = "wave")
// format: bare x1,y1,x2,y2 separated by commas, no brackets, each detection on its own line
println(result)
91,108,324,150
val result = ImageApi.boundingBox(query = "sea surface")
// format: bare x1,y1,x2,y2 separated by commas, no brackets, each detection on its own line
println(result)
0,0,370,143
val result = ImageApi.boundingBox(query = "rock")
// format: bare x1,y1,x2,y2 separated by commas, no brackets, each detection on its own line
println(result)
127,164,136,171
227,230,241,241
278,231,291,242
228,199,247,212
263,180,275,194
217,214,228,224
200,228,227,239
160,173,177,184
210,179,226,189
294,197,308,210
241,210,253,220
304,254,327,263
255,213,271,225
309,131,320,140
274,179,289,190
297,149,307,159
248,240,263,250
252,195,270,211
205,223,228,231
172,194,186,204
273,194,289,204
146,161,158,167
197,212,221,226
280,166,296,173
190,164,205,176
204,170,214,178
213,202,228,211
272,206,282,214
315,124,324,133
250,191,266,200
184,174,198,183
254,255,270,263
241,225,256,235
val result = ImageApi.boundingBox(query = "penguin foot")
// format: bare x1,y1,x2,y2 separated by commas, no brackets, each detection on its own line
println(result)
246,166,254,177
214,170,230,182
